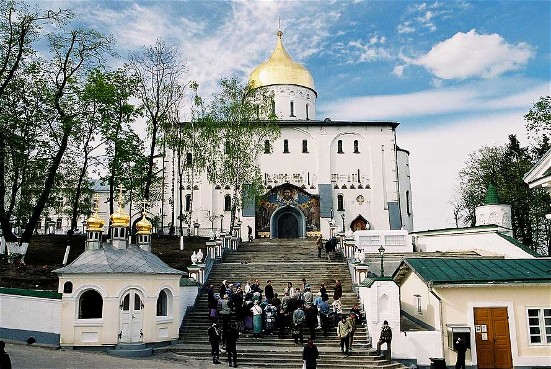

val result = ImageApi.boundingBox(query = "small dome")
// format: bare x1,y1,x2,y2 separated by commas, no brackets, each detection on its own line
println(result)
87,212,104,232
249,30,315,92
136,212,152,235
110,207,130,228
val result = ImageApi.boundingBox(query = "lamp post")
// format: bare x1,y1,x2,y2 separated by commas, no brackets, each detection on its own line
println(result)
341,213,346,233
378,245,385,277
220,214,224,233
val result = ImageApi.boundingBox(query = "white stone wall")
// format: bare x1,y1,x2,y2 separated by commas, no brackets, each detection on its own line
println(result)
475,204,513,236
397,148,413,231
413,227,535,258
267,85,317,121
0,293,61,335
179,285,199,326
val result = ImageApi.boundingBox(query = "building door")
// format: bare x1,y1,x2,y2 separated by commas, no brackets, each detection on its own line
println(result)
474,307,512,369
120,289,143,343
277,212,299,238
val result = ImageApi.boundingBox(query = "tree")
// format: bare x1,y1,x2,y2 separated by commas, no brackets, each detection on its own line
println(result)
200,78,279,232
128,39,187,219
455,135,551,255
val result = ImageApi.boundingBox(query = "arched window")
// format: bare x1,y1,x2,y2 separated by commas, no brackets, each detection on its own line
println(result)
290,101,295,117
56,218,62,229
353,140,359,153
157,290,168,316
224,195,231,211
337,194,344,211
337,140,343,153
186,152,192,166
302,140,308,153
63,281,73,294
306,104,309,120
283,139,289,153
185,194,191,212
78,290,103,319
406,190,411,215
264,140,271,154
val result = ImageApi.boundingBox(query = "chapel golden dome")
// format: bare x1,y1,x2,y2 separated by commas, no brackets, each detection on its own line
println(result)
135,211,152,235
87,195,105,232
110,184,130,228
249,30,315,92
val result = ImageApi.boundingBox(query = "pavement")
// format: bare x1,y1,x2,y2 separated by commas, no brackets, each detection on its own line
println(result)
5,341,225,369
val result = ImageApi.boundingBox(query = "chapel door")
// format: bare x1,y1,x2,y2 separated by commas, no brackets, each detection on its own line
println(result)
474,307,512,369
120,289,143,343
278,213,299,238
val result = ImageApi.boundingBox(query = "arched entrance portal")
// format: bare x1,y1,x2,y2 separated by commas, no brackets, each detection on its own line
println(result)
270,206,306,238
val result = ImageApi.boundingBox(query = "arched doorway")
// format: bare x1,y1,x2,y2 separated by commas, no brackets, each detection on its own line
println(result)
351,215,369,231
270,206,306,238
119,289,143,343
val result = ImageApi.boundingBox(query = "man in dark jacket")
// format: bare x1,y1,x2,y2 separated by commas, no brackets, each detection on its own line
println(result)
376,320,392,359
264,280,274,300
454,336,468,369
225,323,240,367
333,280,342,301
0,341,11,369
207,323,221,364
302,337,319,369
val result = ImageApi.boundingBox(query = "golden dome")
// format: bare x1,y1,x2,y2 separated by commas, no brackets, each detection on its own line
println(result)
110,206,130,228
249,30,315,91
136,212,152,235
87,194,104,232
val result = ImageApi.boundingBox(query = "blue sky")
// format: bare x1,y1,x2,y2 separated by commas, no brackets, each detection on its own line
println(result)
36,0,550,230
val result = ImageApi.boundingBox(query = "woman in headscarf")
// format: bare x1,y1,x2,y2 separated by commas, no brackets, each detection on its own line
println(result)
251,300,263,339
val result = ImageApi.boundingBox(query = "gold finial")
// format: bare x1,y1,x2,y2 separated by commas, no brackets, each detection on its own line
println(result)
87,193,105,232
117,184,126,208
277,17,283,38
140,199,149,213
93,193,100,212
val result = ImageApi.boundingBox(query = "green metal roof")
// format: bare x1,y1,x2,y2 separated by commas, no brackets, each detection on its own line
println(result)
484,183,501,205
402,258,551,285
0,287,62,299
360,276,394,287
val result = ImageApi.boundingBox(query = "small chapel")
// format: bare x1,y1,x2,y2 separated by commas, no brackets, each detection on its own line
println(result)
53,189,183,349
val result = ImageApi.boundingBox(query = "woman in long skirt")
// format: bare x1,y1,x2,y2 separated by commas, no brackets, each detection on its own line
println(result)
251,300,263,339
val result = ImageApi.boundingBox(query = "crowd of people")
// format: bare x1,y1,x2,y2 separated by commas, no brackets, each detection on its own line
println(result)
205,277,364,366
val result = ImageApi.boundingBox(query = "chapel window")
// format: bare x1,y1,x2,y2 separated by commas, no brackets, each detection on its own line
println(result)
306,104,309,120
527,308,551,344
78,290,103,319
224,195,231,211
63,281,73,294
415,295,422,314
264,140,272,154
185,194,191,212
302,140,308,153
337,140,343,154
290,101,295,117
406,190,411,215
337,194,344,211
353,140,360,153
56,218,62,229
157,290,169,317
283,139,289,153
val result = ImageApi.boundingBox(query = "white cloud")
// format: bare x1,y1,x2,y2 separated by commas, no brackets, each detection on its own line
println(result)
343,36,392,64
400,111,528,231
412,29,536,79
320,82,549,121
397,22,415,34
393,65,405,77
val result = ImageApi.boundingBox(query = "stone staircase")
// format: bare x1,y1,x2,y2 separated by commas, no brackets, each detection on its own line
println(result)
169,239,405,369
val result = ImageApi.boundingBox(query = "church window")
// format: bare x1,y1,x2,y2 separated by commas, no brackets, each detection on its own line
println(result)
186,152,192,166
337,194,344,211
157,289,169,316
185,194,191,212
337,140,343,153
290,101,295,117
78,290,103,319
114,228,119,237
63,281,73,294
302,140,308,153
406,190,411,215
353,140,360,153
134,294,142,310
415,295,422,314
224,195,231,211
56,218,62,229
283,139,289,153
264,140,272,154
306,104,309,120
527,308,551,344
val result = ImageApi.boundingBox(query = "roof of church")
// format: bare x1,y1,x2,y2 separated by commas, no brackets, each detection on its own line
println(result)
53,245,183,275
277,119,400,127
396,258,551,285
249,31,315,92
484,183,501,205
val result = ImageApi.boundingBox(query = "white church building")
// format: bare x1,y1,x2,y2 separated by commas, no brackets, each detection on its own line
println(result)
159,30,413,239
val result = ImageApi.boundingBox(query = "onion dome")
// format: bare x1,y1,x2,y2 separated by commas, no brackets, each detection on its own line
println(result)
249,30,315,92
110,206,130,228
87,201,105,232
136,211,152,235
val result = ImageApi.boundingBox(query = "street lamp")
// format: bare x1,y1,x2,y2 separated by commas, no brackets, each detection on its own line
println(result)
341,213,346,233
220,214,224,233
378,245,385,277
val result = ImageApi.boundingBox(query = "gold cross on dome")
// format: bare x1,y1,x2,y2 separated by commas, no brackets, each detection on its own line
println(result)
116,184,126,208
93,193,100,212
140,199,149,213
